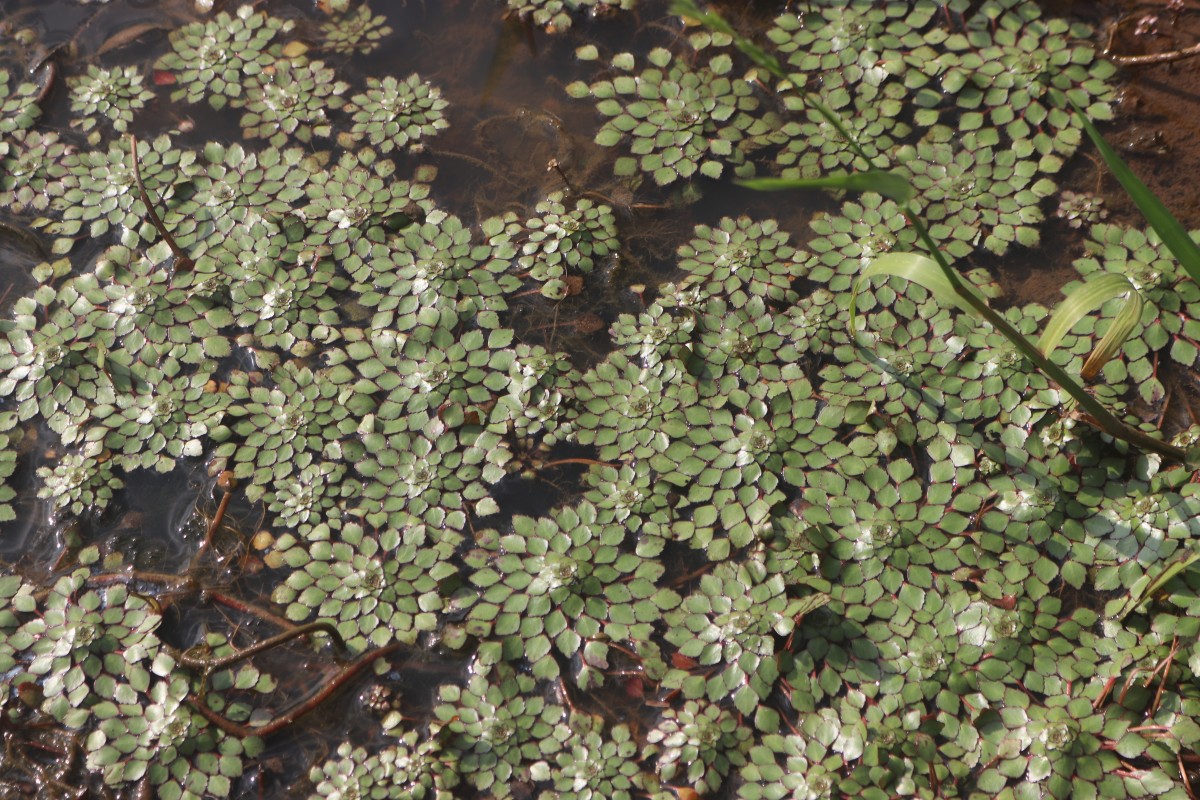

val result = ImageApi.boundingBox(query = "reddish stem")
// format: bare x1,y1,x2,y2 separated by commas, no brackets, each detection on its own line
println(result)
190,642,404,738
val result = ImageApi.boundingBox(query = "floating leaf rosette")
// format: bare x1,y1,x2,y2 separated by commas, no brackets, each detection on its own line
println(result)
663,558,811,714
644,697,750,795
0,129,72,215
1065,223,1200,403
213,362,364,501
773,81,910,181
154,4,296,110
47,134,197,250
465,501,680,681
342,74,449,154
356,408,506,532
20,569,159,727
507,0,635,32
534,713,644,800
352,209,517,328
0,67,41,136
675,217,802,303
303,153,436,279
895,126,1057,255
0,268,115,438
917,0,1117,159
239,60,348,147
87,360,229,472
651,379,820,557
68,65,155,139
272,516,458,651
308,734,456,800
565,47,777,185
171,142,318,256
321,3,393,55
573,351,699,462
764,1,940,97
432,659,569,798
36,447,124,516
485,191,619,300
83,243,233,369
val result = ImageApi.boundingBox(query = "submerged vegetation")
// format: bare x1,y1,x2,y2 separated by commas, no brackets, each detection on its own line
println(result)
2,0,1200,798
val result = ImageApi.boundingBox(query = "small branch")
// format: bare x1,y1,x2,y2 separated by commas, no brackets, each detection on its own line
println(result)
535,458,619,469
204,591,296,631
1106,12,1200,66
128,133,193,272
172,620,348,672
190,471,237,571
189,642,405,738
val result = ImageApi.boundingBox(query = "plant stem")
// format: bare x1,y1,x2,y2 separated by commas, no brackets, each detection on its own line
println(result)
189,642,404,739
172,620,348,671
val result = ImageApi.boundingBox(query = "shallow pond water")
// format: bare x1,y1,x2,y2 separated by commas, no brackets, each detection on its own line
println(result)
3,1,1200,799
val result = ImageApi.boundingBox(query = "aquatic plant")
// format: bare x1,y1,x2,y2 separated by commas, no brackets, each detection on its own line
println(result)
566,47,776,185
644,697,749,795
507,0,635,32
534,714,643,800
154,5,296,110
919,0,1117,159
0,129,71,215
68,65,155,141
172,142,318,254
239,60,348,147
663,558,808,714
343,74,449,154
1064,223,1200,403
48,134,197,251
485,190,619,299
36,448,124,516
466,502,680,681
895,126,1057,255
320,3,393,55
6,0,1200,797
1054,189,1107,228
92,361,229,472
0,67,40,135
272,516,458,651
674,217,802,303
308,734,454,800
432,660,568,798
773,81,911,181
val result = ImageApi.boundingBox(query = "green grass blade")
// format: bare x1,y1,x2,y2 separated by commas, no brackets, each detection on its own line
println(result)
850,252,987,332
738,172,915,204
1037,273,1143,380
1072,99,1200,285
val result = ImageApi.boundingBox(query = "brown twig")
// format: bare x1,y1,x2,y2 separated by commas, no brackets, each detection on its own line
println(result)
189,642,405,738
128,133,193,272
535,457,620,469
191,471,237,570
172,620,348,672
1182,752,1198,800
1105,11,1200,65
204,590,296,631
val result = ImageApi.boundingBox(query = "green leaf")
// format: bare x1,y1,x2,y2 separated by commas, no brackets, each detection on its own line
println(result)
1037,273,1142,379
850,252,988,330
738,170,915,204
1072,98,1200,285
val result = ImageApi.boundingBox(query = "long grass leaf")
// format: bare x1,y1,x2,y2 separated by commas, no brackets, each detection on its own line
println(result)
850,253,988,332
1072,99,1200,285
738,172,915,204
1037,274,1143,381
